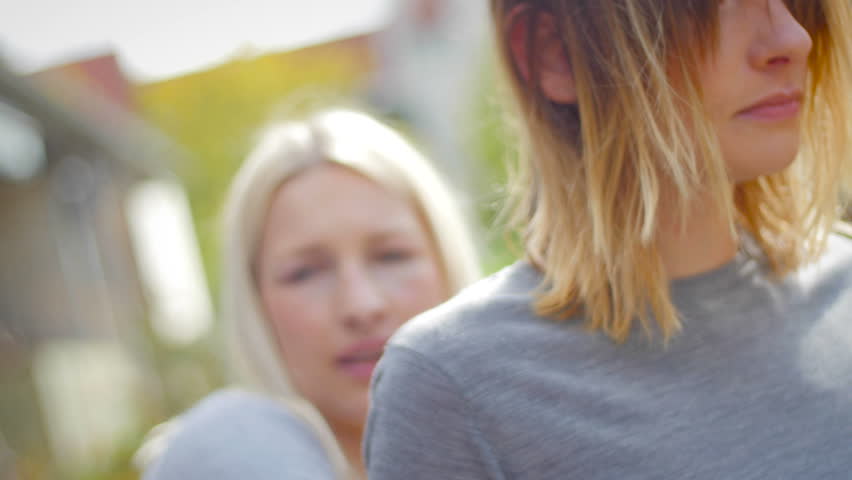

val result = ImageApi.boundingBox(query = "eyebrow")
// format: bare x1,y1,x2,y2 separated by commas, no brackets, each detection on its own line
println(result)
265,245,327,263
366,228,423,243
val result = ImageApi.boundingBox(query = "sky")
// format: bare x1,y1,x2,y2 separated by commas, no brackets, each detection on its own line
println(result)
0,0,394,82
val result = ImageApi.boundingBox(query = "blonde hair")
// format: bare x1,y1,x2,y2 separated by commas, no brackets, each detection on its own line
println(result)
490,0,852,342
221,108,480,474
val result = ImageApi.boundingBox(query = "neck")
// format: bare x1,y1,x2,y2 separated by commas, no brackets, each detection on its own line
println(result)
332,422,367,480
656,191,739,279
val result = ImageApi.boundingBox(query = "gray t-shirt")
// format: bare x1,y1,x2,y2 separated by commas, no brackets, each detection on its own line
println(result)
143,389,337,480
365,235,852,479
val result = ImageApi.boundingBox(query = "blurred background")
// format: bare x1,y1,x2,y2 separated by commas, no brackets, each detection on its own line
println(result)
0,0,516,478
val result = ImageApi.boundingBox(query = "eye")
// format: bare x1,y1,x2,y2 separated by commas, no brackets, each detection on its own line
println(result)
288,267,315,283
375,248,413,263
278,263,324,284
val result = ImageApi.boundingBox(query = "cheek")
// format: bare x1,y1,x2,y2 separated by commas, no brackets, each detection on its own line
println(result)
381,259,448,327
261,288,336,376
702,82,801,182
715,117,802,183
266,294,326,337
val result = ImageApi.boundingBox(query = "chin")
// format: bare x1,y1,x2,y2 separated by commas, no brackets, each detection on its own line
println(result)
728,139,801,183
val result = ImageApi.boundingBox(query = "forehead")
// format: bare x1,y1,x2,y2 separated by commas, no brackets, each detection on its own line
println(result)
260,164,425,249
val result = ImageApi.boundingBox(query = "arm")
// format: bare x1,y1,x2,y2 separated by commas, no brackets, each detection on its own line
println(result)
364,346,505,480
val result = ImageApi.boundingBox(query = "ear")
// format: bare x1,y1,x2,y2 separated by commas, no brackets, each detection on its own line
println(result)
506,4,577,104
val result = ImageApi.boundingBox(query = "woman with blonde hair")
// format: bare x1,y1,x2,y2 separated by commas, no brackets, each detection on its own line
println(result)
142,108,479,479
365,1,852,478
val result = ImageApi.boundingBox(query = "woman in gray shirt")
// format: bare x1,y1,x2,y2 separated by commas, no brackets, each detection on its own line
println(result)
365,1,852,478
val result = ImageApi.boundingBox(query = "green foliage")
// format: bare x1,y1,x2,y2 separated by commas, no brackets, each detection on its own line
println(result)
465,59,521,274
135,41,374,299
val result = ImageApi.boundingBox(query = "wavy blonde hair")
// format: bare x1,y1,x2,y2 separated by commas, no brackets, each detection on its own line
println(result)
490,0,852,342
221,108,480,476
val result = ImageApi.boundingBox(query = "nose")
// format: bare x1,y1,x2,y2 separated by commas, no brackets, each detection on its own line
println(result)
751,0,813,69
337,263,388,332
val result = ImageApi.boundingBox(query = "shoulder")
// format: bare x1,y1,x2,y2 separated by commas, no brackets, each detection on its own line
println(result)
389,260,543,356
797,233,852,292
823,232,852,264
365,264,538,479
377,260,589,394
180,388,290,420
170,389,317,442
142,389,336,480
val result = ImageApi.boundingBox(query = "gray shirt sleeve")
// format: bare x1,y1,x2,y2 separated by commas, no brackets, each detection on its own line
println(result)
143,390,337,480
364,346,506,480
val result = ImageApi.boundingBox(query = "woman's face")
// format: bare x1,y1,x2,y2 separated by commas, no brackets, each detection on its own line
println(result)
700,0,813,182
255,163,448,432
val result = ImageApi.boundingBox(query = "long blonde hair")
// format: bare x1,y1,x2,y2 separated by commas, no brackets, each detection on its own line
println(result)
221,108,480,474
490,0,852,342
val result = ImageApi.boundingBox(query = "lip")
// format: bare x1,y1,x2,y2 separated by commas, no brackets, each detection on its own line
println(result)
737,90,803,121
336,337,388,382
